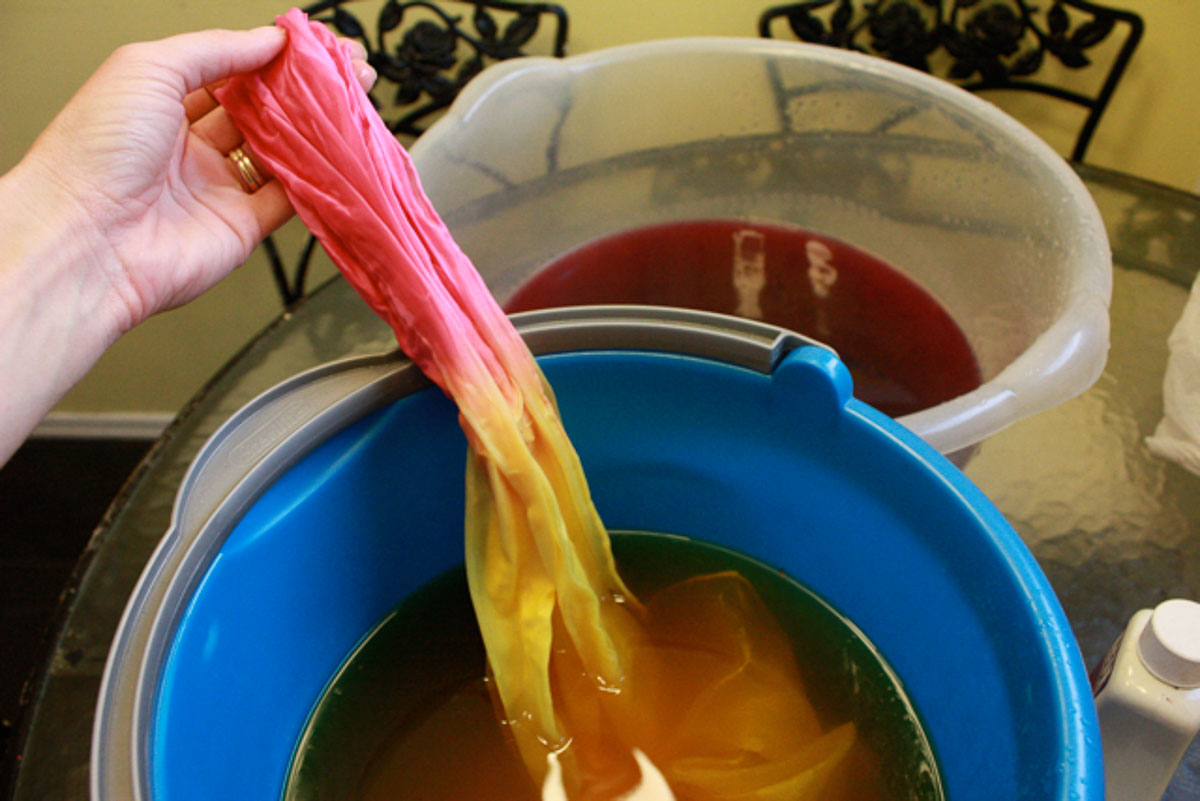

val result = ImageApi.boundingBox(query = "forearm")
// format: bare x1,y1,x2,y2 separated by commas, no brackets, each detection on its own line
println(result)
0,25,357,467
0,158,130,465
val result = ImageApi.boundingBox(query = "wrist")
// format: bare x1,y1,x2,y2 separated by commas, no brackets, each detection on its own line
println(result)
0,158,135,462
2,154,139,337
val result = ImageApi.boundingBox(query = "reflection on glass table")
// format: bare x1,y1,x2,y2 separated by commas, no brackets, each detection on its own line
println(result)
5,163,1200,801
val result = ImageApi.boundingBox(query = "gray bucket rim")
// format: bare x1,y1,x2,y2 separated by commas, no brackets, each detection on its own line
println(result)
89,305,827,801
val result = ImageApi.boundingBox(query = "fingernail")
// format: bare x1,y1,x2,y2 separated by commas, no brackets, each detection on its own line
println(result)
357,62,377,91
347,39,368,61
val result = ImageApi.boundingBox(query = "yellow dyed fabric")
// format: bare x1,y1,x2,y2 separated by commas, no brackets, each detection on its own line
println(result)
218,11,856,799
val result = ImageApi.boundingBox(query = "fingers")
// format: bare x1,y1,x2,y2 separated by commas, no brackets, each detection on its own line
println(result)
191,104,244,153
166,27,369,110
187,49,376,159
344,38,368,63
177,27,379,231
186,55,373,124
179,34,371,124
131,26,288,98
343,41,378,87
227,144,268,192
354,58,377,91
182,88,216,124
183,83,222,125
245,180,293,237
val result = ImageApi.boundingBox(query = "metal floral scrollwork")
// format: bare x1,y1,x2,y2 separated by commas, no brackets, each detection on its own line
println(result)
262,0,568,308
310,0,568,139
759,0,1143,161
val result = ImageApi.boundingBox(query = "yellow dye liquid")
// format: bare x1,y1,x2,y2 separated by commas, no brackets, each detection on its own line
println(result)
284,533,943,801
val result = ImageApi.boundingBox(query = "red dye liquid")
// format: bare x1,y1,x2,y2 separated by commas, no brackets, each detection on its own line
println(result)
504,220,982,419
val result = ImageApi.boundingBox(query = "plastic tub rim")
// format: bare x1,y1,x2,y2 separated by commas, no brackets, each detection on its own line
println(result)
412,36,1113,454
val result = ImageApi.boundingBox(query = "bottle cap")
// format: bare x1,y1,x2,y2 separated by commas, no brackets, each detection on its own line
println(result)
1138,599,1200,688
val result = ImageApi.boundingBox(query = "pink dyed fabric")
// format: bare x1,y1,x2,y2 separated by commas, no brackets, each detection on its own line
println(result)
214,15,857,800
216,8,637,785
217,8,530,428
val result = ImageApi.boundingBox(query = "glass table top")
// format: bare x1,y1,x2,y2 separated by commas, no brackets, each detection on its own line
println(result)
6,162,1200,800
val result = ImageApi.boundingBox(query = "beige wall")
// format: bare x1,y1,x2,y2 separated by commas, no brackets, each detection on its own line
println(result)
2,0,1197,417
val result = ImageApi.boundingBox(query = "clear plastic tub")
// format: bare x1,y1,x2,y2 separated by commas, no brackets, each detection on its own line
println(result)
409,37,1112,455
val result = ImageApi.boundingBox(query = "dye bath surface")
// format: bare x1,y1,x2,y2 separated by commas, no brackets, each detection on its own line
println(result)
503,220,981,420
284,533,942,801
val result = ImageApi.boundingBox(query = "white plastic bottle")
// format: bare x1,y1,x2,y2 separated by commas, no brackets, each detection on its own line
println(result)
1093,599,1200,801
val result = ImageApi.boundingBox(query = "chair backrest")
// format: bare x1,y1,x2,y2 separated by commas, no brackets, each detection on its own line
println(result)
261,0,569,308
758,0,1143,163
307,0,568,140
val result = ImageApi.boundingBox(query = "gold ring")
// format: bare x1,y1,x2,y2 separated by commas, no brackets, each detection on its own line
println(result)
228,145,266,193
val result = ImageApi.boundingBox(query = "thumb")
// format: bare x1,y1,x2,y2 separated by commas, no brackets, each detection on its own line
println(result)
119,26,288,98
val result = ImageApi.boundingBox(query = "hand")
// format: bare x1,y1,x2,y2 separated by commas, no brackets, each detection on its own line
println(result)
11,25,375,331
0,24,375,465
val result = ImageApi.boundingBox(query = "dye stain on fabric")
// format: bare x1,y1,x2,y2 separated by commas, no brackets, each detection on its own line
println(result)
220,18,944,798
504,220,981,420
284,533,943,801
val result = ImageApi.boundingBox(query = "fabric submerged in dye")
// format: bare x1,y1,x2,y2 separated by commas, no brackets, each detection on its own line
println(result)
217,11,855,798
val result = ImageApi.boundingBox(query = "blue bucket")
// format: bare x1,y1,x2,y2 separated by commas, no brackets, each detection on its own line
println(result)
92,307,1101,801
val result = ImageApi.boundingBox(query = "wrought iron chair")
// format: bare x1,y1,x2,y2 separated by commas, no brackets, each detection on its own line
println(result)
260,0,568,308
758,0,1143,163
